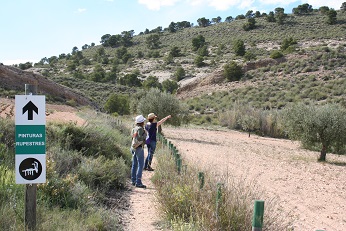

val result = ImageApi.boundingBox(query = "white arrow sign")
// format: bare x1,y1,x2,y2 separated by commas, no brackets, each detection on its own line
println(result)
15,95,45,125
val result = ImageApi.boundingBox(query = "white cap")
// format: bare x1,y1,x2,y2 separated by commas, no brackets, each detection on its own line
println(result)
135,115,146,123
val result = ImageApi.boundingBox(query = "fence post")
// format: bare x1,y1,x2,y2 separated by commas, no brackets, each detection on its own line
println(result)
160,135,165,147
176,158,182,174
157,132,161,141
167,141,172,154
252,200,265,231
216,183,223,219
198,172,204,189
174,146,178,153
164,139,169,151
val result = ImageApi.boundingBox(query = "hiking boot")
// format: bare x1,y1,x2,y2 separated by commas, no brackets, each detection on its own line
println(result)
135,184,146,188
147,166,154,171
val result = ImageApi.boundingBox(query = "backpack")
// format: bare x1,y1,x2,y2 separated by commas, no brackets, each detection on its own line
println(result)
131,126,146,149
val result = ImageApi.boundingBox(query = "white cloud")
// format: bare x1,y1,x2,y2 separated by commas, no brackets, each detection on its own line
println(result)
207,0,240,10
259,0,343,9
138,0,181,10
189,0,205,6
238,0,256,10
76,8,87,13
305,0,344,9
187,0,343,11
137,0,343,12
259,0,298,6
187,0,256,11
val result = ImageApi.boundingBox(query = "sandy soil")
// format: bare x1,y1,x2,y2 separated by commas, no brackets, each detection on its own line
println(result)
162,127,346,231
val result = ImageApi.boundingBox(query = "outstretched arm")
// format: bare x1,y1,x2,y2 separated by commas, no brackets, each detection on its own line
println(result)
157,115,171,127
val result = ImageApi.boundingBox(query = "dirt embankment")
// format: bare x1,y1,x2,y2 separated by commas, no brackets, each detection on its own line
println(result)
0,97,86,126
0,65,96,108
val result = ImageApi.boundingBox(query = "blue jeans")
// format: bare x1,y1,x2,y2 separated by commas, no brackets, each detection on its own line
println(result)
131,146,144,185
145,140,157,169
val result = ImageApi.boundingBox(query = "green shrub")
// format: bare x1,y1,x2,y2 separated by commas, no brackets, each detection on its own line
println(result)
0,118,15,150
169,46,182,57
223,61,243,81
270,50,283,59
39,171,90,209
0,164,25,230
244,51,256,61
174,67,186,81
197,45,208,57
104,93,130,115
161,79,179,94
194,55,204,67
192,35,206,51
283,103,346,160
137,88,189,126
47,122,125,160
280,37,297,51
48,146,82,176
233,39,245,56
78,155,128,190
0,203,25,230
238,113,260,137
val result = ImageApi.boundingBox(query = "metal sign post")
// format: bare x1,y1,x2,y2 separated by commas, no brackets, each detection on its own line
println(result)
15,84,46,230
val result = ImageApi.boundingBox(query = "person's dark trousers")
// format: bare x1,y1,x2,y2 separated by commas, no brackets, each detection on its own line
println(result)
144,140,156,169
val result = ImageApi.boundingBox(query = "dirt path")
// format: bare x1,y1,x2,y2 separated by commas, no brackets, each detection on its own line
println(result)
122,151,167,231
163,127,346,231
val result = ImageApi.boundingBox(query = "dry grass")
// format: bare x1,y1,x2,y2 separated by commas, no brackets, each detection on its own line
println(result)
152,146,293,230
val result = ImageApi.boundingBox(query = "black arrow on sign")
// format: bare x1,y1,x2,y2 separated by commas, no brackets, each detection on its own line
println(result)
22,101,38,120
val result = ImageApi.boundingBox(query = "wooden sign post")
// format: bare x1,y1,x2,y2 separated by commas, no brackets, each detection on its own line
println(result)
15,84,46,230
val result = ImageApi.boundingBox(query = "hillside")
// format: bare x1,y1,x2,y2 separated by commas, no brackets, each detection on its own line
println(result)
1,10,346,110
0,64,97,108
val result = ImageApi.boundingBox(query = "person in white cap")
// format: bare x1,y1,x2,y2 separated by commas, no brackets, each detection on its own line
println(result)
144,113,171,171
130,115,147,188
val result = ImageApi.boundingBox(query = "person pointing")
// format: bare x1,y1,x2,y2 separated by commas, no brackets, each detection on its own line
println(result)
144,113,171,171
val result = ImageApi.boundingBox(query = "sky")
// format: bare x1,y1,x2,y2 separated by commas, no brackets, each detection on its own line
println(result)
0,0,344,65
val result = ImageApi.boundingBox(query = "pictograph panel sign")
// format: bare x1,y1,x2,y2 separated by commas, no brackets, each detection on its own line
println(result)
15,155,46,184
15,95,46,184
